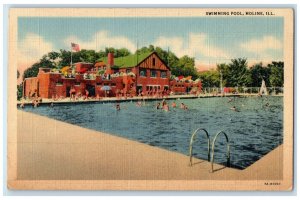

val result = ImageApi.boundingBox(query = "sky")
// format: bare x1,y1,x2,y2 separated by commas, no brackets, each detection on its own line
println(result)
17,17,283,74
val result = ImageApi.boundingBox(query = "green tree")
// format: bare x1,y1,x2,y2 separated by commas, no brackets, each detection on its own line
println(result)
221,58,251,87
115,48,131,57
135,46,151,55
23,63,41,79
199,70,220,87
268,61,284,87
105,47,116,54
96,50,106,60
249,63,270,87
39,51,61,68
17,83,23,100
177,55,198,79
79,49,97,63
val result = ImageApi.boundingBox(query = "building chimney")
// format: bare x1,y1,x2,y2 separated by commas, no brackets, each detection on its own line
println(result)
108,52,114,67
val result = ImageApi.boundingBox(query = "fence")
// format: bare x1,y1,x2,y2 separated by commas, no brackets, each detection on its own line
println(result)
202,87,284,95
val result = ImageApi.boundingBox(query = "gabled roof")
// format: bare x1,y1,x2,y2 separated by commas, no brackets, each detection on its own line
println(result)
100,52,153,69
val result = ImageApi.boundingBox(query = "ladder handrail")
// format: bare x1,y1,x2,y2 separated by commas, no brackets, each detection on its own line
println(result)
189,128,210,166
210,131,230,173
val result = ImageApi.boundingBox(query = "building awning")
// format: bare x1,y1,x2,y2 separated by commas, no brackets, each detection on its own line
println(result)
101,86,111,91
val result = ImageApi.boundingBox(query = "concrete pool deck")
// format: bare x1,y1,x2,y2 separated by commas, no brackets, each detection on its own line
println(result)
8,110,283,190
8,110,285,190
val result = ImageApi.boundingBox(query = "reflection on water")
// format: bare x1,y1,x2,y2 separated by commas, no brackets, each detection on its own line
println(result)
21,96,283,169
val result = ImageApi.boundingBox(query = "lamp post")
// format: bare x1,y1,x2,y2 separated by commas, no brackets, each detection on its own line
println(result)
220,70,223,94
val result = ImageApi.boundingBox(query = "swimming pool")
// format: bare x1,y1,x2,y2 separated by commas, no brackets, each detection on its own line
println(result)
20,96,283,169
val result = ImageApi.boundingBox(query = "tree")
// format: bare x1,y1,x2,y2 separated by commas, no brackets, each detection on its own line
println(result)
220,58,251,87
17,70,20,79
59,49,71,67
96,50,106,60
198,70,220,87
17,83,23,100
249,63,270,87
79,49,97,63
176,56,197,79
39,51,61,68
268,61,284,87
115,48,131,57
21,45,200,80
23,63,41,79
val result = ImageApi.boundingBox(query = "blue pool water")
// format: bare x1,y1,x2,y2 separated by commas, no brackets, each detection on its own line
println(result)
20,96,283,169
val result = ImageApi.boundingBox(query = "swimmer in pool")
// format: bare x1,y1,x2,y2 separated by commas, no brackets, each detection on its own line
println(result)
230,106,238,112
162,101,169,112
180,103,188,110
116,103,121,111
171,101,176,108
156,102,161,109
136,101,142,107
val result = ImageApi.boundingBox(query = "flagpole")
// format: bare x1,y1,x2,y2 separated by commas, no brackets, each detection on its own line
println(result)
70,44,73,67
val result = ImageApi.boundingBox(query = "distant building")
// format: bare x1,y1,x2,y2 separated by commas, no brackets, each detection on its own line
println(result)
23,52,202,99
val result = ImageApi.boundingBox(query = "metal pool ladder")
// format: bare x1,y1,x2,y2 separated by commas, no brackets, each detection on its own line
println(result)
189,128,210,166
210,131,230,173
189,128,231,173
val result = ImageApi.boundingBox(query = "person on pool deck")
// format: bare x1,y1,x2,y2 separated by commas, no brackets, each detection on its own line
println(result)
85,89,89,100
171,101,177,108
32,98,39,108
20,100,25,109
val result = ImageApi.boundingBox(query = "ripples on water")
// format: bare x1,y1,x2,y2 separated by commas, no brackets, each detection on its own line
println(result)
21,96,283,169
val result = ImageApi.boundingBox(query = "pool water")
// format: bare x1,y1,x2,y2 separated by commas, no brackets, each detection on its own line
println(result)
20,96,283,169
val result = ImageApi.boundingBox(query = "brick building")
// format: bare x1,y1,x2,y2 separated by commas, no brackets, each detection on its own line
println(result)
23,52,202,99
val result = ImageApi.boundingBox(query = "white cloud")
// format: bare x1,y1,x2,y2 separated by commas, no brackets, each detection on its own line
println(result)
153,33,230,59
240,36,282,54
18,32,54,64
64,31,137,53
17,33,55,82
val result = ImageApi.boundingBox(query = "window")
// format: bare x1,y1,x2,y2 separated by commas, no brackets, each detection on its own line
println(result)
152,58,156,66
111,83,116,86
150,70,156,78
161,71,167,78
56,81,63,86
75,82,81,86
126,69,131,73
140,69,146,77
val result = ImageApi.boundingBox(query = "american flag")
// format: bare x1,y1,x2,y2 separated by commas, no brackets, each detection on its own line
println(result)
71,43,80,52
